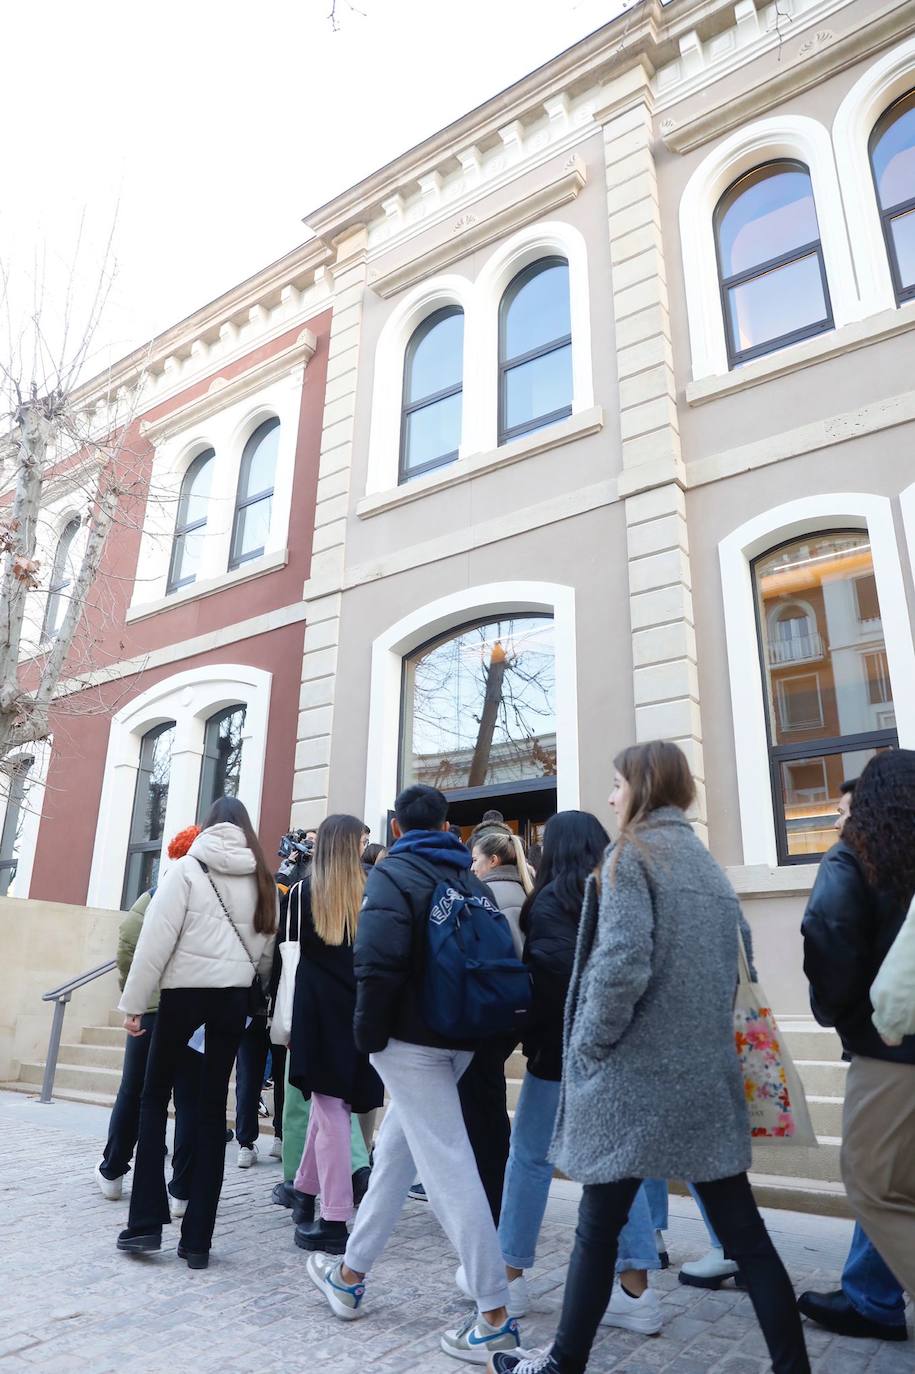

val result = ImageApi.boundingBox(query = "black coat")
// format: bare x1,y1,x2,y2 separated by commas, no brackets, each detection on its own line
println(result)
353,851,495,1055
520,879,580,1081
802,841,915,1064
287,881,384,1112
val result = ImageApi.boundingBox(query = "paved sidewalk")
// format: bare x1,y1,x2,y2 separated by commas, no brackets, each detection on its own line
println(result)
0,1090,910,1373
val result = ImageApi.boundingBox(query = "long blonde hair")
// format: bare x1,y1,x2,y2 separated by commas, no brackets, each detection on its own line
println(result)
472,828,534,896
310,814,366,946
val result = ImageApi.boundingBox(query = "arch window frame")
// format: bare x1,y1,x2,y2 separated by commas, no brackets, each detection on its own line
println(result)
497,255,573,445
121,721,176,909
167,448,215,594
197,703,247,822
229,416,280,571
713,158,834,369
41,515,81,642
868,88,915,306
0,754,34,897
398,305,464,484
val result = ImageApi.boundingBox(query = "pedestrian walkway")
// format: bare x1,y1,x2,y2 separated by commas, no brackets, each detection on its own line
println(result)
0,1091,909,1373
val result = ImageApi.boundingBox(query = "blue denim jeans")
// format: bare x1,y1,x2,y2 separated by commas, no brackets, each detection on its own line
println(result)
842,1223,906,1326
498,1072,659,1272
643,1177,723,1250
235,1015,270,1148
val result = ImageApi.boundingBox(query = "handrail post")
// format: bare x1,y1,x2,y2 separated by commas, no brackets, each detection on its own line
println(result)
38,993,70,1104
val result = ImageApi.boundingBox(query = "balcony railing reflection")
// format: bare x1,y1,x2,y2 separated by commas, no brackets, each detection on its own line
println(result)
768,631,824,666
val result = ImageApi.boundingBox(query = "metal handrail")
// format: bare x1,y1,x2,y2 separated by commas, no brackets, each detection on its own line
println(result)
39,958,118,1104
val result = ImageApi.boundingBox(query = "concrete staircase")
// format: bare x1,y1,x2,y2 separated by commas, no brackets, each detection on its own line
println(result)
4,1013,850,1215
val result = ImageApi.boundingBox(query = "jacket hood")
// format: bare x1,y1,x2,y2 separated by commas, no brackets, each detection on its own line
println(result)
388,829,472,869
485,864,524,885
190,822,258,876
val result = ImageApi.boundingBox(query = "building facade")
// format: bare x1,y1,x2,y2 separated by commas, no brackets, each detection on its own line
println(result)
3,0,915,1015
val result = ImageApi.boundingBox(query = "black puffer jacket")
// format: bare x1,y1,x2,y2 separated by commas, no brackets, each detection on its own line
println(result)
352,850,496,1055
287,880,384,1113
802,841,915,1064
520,879,580,1082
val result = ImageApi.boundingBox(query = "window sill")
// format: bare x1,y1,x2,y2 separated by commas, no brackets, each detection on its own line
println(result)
125,547,289,623
686,300,915,406
726,863,820,898
356,405,604,520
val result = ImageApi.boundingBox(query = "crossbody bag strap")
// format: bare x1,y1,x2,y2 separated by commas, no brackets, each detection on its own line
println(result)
196,857,259,980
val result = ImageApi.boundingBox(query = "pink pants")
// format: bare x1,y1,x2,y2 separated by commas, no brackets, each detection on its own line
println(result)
294,1093,354,1221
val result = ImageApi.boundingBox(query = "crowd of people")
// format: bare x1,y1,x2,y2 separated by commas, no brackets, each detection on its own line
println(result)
93,740,915,1371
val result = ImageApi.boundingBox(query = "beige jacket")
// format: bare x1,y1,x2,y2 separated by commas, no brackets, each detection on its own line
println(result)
871,893,915,1047
119,823,276,1016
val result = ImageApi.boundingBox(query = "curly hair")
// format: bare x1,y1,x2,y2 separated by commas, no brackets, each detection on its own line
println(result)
167,825,200,860
842,750,915,904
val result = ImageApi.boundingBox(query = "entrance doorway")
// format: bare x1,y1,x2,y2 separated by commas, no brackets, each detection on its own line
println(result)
443,782,556,849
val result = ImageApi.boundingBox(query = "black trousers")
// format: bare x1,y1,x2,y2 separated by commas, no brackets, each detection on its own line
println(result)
127,987,246,1253
234,1014,270,1147
271,1043,286,1139
552,1172,810,1374
99,1011,200,1196
458,1037,514,1226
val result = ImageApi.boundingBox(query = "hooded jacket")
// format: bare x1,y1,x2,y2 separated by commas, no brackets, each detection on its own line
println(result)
482,864,526,958
119,823,276,1015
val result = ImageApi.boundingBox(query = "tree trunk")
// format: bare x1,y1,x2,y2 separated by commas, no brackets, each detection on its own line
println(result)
468,642,507,789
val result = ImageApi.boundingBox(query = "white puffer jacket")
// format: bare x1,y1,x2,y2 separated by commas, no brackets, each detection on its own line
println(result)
119,823,277,1015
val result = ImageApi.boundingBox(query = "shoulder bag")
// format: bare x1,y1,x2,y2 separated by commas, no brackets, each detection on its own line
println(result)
270,883,302,1047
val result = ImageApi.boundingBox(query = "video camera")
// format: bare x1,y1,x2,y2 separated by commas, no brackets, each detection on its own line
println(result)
275,828,315,882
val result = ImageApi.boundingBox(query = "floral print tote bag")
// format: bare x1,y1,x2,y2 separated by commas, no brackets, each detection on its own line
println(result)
734,932,817,1147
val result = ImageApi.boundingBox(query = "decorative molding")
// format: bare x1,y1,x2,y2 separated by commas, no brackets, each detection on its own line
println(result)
369,156,588,299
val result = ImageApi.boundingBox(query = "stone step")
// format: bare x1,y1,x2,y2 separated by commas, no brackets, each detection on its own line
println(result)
108,1008,125,1028
81,1025,127,1048
58,1042,126,1070
750,1137,841,1184
0,1079,277,1139
777,1024,844,1061
18,1062,125,1095
795,1060,848,1097
744,1173,851,1219
806,1095,844,1137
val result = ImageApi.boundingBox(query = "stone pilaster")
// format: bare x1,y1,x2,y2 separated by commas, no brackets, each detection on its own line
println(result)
291,228,367,830
599,69,706,836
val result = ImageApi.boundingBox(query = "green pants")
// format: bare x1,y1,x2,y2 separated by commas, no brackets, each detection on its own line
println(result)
282,1059,371,1182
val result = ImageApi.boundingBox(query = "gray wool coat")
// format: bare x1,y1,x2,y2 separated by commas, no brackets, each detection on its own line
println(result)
551,807,752,1185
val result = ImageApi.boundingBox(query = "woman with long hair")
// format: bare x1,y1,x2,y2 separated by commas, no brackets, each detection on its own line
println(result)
288,814,384,1255
490,742,810,1374
471,828,533,958
116,796,277,1268
803,749,915,1300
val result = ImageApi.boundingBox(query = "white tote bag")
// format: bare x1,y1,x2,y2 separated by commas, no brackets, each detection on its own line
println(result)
270,884,302,1048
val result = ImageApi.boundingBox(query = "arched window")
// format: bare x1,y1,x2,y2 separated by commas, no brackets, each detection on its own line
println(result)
230,418,279,569
122,722,175,908
399,307,464,483
498,257,572,444
41,517,80,641
167,449,214,593
401,614,557,799
869,89,915,304
0,755,33,896
753,531,897,863
714,161,833,367
197,705,246,821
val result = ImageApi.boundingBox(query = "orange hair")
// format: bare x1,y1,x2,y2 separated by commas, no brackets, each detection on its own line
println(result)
168,825,201,860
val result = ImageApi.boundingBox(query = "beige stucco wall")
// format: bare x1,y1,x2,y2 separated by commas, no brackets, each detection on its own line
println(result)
0,897,121,1083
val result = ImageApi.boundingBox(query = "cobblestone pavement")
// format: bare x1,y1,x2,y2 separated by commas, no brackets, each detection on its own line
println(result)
0,1092,911,1374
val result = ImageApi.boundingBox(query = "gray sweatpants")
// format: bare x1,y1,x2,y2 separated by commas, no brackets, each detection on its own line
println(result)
344,1039,511,1313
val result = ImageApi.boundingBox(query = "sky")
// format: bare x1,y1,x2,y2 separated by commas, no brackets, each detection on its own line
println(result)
0,0,628,380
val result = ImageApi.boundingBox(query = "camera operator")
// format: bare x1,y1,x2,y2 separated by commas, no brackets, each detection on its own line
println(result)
275,828,316,892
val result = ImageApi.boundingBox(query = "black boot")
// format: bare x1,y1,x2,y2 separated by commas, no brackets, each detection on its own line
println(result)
352,1166,372,1206
292,1190,316,1225
294,1218,348,1254
177,1242,209,1270
117,1227,162,1254
798,1290,908,1342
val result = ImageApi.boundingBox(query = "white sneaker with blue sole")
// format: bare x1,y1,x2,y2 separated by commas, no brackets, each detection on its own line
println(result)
441,1311,521,1365
306,1252,365,1321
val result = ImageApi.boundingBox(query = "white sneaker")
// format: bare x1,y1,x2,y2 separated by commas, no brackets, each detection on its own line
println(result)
237,1144,258,1169
440,1311,520,1364
679,1246,739,1289
269,1137,283,1160
169,1194,187,1219
600,1283,663,1335
94,1163,122,1201
455,1264,530,1318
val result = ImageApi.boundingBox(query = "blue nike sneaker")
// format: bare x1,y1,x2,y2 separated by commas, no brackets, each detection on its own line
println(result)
440,1311,521,1364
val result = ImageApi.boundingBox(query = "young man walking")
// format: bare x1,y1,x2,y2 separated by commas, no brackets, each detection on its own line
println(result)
307,783,521,1365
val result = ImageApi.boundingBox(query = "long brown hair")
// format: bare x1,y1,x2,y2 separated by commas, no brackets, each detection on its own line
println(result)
310,814,366,946
200,797,277,936
611,740,696,876
472,827,534,896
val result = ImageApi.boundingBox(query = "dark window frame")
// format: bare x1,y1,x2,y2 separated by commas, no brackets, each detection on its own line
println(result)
167,449,215,594
869,88,915,306
750,530,898,866
229,417,280,570
121,722,175,909
0,755,34,896
398,306,464,485
498,256,573,445
41,517,81,642
713,159,834,369
196,704,246,823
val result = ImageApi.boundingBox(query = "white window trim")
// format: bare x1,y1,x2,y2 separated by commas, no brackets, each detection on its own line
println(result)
87,664,272,910
131,372,302,613
833,34,915,319
775,671,824,732
679,115,861,382
718,494,915,867
0,738,52,899
365,220,594,495
21,502,90,661
901,480,915,588
362,581,580,841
